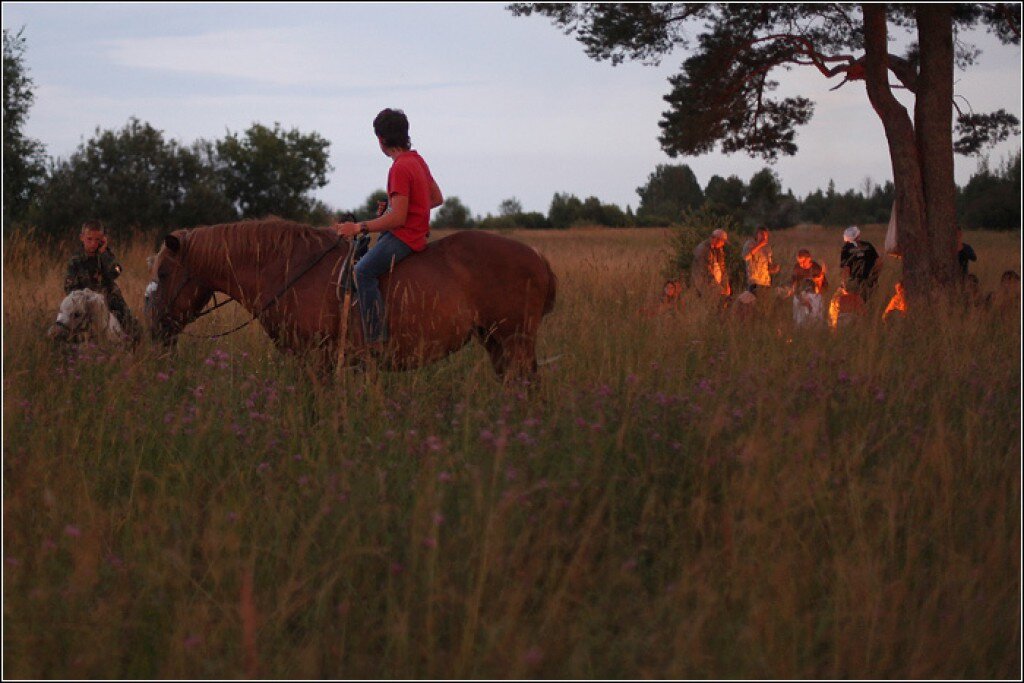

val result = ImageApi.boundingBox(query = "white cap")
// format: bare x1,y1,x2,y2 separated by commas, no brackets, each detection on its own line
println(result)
711,228,728,241
843,226,861,243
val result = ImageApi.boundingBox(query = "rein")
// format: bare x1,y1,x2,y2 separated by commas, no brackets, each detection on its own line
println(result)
168,235,348,340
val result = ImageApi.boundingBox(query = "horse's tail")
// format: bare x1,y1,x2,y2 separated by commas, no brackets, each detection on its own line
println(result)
541,253,557,317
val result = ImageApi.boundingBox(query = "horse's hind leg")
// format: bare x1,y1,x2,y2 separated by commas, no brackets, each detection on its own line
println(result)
480,326,539,384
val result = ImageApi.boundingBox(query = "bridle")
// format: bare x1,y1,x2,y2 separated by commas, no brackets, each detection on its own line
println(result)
149,235,350,340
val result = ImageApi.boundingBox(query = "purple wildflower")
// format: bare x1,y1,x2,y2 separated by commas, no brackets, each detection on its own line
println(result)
523,646,545,667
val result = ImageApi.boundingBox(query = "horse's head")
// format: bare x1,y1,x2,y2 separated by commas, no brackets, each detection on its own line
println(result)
145,231,214,344
48,289,107,342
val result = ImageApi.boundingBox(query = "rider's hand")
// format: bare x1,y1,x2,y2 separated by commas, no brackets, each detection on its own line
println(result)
333,222,360,239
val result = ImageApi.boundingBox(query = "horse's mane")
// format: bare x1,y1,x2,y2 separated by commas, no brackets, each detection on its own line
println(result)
179,218,337,278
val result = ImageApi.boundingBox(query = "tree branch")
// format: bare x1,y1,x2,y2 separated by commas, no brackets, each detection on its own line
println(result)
740,32,919,91
990,2,1022,40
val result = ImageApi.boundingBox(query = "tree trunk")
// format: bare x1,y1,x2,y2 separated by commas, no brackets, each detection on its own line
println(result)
862,3,931,298
915,4,959,287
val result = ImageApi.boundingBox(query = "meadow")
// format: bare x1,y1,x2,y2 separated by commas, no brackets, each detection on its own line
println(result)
3,224,1021,678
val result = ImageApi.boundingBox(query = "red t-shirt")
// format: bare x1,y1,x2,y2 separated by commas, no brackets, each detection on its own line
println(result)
387,151,436,252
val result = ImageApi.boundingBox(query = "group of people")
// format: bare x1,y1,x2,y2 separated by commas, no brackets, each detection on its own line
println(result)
684,224,883,328
648,224,1020,328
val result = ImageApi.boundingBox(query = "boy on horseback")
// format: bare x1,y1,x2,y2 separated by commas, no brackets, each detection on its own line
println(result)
63,220,141,342
333,109,444,355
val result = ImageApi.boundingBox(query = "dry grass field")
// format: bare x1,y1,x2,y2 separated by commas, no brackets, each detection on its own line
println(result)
3,224,1021,678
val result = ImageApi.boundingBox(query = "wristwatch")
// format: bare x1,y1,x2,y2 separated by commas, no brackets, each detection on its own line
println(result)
359,223,369,236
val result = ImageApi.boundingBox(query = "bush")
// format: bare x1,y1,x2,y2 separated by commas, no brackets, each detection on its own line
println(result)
514,211,551,229
667,207,744,287
476,214,517,232
432,196,474,229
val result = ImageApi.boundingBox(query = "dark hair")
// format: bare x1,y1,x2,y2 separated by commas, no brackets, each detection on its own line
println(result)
373,108,411,149
797,248,811,258
756,225,768,235
1001,270,1021,283
81,220,105,234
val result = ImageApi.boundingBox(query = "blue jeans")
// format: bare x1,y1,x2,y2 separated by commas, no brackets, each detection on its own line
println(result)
354,232,412,344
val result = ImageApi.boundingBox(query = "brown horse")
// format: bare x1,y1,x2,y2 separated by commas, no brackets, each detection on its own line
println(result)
145,219,557,379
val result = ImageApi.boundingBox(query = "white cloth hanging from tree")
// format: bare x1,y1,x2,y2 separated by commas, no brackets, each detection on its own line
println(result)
885,200,901,257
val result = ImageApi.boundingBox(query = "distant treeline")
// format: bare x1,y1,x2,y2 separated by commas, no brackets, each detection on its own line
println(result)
4,117,338,244
4,116,1019,245
434,155,1021,233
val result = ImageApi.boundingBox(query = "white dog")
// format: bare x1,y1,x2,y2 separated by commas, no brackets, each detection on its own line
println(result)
792,278,824,326
47,289,127,344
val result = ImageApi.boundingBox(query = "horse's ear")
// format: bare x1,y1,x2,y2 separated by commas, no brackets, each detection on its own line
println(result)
164,234,181,252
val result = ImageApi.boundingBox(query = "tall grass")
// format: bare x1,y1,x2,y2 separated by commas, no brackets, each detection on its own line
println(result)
3,226,1020,678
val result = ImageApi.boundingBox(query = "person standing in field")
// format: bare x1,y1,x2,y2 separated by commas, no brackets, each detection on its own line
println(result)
63,220,141,342
788,249,828,296
956,228,977,280
741,226,779,294
333,108,444,355
839,226,882,302
691,228,731,303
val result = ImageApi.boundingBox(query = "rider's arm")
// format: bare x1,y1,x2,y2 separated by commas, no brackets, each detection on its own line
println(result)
332,196,408,238
363,194,409,233
428,176,443,209
99,251,123,281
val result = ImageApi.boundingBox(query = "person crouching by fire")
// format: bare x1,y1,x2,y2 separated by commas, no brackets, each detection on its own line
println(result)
883,281,907,323
829,280,867,330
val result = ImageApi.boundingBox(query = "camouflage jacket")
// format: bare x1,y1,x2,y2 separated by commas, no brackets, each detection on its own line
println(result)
63,249,123,295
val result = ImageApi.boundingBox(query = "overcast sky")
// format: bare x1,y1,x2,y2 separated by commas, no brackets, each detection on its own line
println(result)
3,2,1021,217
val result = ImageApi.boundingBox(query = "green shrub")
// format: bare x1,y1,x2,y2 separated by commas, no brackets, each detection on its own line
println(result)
666,206,745,287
